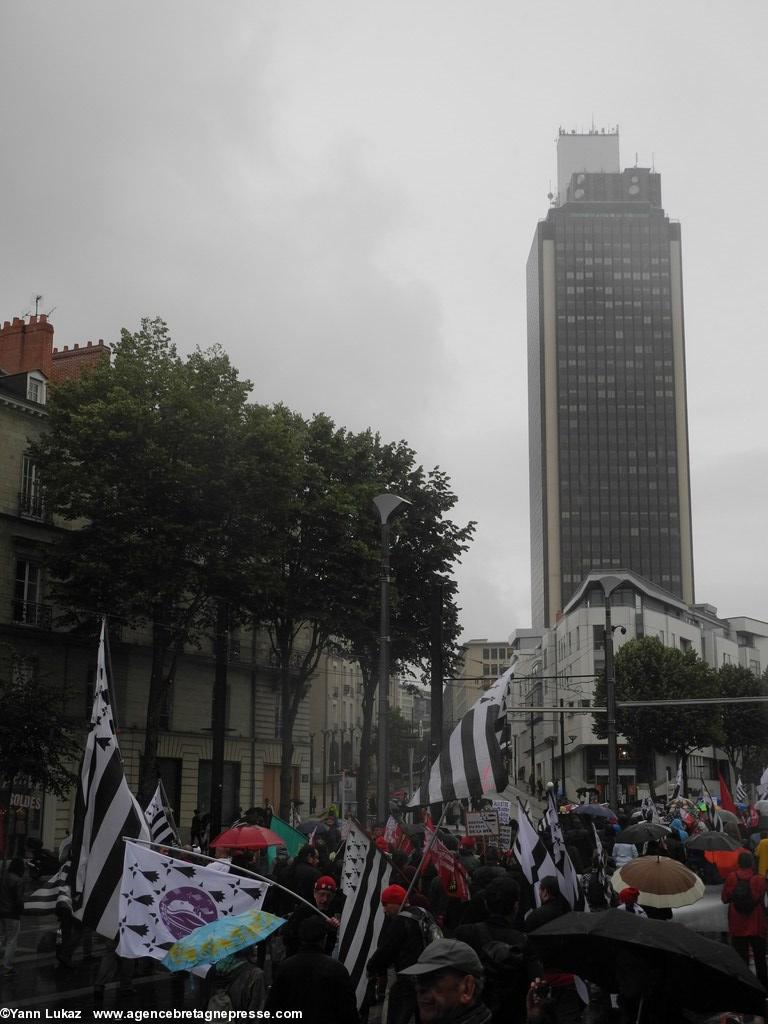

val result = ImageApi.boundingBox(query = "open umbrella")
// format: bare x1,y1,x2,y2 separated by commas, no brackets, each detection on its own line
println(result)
612,855,705,908
529,910,766,1017
297,819,329,836
209,825,286,850
574,804,617,821
163,907,286,972
717,809,740,824
615,822,671,844
684,831,741,852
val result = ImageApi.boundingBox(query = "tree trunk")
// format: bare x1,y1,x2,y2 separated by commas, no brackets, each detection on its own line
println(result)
357,674,375,821
278,660,300,821
140,617,170,804
681,749,688,798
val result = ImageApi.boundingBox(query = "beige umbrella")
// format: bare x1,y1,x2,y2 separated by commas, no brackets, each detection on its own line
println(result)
611,855,705,909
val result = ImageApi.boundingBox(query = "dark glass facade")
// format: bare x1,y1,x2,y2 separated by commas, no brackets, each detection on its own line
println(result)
528,167,694,627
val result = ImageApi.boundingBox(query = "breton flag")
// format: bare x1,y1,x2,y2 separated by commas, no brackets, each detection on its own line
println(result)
513,798,558,907
337,821,392,1008
759,766,768,800
288,803,302,830
70,620,150,938
24,862,70,915
116,840,269,961
144,781,181,848
735,776,748,805
542,794,585,911
699,777,724,832
408,670,510,807
640,795,661,825
591,823,613,907
671,760,683,800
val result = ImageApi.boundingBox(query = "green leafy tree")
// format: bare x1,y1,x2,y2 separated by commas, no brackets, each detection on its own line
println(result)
31,318,271,802
0,652,79,812
336,440,475,816
718,664,768,782
593,636,722,792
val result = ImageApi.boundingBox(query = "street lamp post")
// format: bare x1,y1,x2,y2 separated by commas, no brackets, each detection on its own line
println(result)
373,493,410,825
598,575,624,810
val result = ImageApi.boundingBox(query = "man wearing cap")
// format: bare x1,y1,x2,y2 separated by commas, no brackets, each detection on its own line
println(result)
282,874,343,958
459,837,481,877
400,938,491,1024
367,884,426,1024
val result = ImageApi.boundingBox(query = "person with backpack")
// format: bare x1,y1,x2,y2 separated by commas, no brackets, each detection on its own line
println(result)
367,883,442,1024
266,915,357,1024
206,944,266,1012
721,850,767,989
452,878,542,1023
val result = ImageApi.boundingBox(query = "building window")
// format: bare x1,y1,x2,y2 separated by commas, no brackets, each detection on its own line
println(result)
19,456,45,519
27,375,46,405
13,559,51,628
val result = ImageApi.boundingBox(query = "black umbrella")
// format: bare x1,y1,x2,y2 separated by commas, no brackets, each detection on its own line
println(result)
529,910,765,1016
684,831,741,852
615,821,671,844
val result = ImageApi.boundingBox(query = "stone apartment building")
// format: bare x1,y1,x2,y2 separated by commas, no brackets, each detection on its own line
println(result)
0,315,317,853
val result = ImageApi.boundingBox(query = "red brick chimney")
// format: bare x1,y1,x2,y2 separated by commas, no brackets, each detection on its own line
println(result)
52,339,111,382
0,315,54,376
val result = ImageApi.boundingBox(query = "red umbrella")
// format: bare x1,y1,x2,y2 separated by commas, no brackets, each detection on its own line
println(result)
209,825,285,850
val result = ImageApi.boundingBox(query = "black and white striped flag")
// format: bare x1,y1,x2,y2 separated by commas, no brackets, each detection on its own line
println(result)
337,822,392,1008
542,794,585,911
70,619,150,938
699,777,724,833
144,781,180,847
735,776,747,805
408,670,510,807
24,861,70,915
671,760,683,800
591,823,613,907
513,798,558,906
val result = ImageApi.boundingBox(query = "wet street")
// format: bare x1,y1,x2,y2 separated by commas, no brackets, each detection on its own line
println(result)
0,913,205,1016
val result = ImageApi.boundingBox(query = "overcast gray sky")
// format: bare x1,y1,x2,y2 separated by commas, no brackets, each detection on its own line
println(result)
3,1,767,640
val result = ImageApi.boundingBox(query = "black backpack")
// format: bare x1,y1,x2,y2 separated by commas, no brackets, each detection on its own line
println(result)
400,906,442,949
730,877,757,915
478,937,527,1016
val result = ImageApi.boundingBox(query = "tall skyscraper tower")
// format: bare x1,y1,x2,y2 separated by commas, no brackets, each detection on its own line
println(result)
527,129,695,627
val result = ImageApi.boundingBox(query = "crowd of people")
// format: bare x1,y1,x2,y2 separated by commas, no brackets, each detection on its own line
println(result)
192,798,768,1023
1,797,766,1023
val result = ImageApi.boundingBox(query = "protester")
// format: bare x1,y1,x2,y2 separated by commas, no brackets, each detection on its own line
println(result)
282,875,342,957
453,878,542,1022
0,857,25,977
399,938,492,1024
459,837,482,877
721,850,768,989
616,886,647,916
207,944,266,1011
523,876,570,933
290,844,322,902
267,915,358,1024
367,884,427,1024
755,829,768,879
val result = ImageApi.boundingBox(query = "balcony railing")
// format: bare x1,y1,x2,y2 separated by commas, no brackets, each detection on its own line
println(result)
12,601,52,629
17,492,49,521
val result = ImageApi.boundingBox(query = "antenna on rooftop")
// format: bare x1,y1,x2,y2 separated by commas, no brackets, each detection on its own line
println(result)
34,294,43,316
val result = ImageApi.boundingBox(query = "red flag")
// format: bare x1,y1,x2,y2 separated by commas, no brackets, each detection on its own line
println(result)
423,820,469,901
717,769,738,815
394,825,414,855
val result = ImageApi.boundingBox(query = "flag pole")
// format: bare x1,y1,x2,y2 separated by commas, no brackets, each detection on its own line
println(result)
398,805,449,911
102,615,120,734
122,837,327,919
